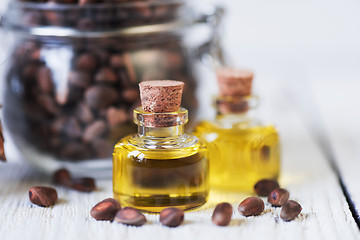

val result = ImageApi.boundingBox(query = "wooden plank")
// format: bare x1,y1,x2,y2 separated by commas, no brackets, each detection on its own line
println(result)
0,82,359,239
311,76,360,225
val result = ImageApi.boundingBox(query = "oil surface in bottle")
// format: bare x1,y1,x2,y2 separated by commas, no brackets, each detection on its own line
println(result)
113,135,209,213
194,121,280,191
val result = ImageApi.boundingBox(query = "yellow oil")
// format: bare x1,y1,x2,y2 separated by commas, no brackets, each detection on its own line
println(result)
194,120,280,191
113,135,209,213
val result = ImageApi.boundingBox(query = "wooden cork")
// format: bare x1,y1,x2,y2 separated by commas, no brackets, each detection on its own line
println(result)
139,80,184,113
138,80,185,127
216,68,254,97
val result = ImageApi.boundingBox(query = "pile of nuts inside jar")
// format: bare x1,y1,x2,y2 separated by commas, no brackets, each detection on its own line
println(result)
4,0,198,163
5,34,197,161
29,173,302,227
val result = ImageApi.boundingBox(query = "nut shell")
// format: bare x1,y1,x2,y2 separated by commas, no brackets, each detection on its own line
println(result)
238,197,264,217
90,198,121,221
254,179,280,197
115,207,146,226
71,177,96,192
212,202,233,226
0,117,5,162
280,200,302,221
268,188,290,207
29,186,58,207
160,208,184,227
52,168,71,186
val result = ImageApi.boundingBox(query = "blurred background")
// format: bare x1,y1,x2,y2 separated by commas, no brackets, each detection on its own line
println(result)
0,0,359,165
2,0,359,113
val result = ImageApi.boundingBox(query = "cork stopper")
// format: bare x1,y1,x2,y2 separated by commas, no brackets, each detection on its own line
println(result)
137,80,185,127
216,68,254,97
139,80,184,113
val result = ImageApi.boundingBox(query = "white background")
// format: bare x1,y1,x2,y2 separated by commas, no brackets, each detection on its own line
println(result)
1,0,360,112
1,0,360,89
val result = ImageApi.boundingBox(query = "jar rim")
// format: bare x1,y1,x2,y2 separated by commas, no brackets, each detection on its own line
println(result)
9,0,184,10
7,21,190,38
2,0,194,37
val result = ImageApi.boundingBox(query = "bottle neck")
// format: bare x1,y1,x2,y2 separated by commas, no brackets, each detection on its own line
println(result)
134,107,188,138
214,95,258,124
138,125,185,138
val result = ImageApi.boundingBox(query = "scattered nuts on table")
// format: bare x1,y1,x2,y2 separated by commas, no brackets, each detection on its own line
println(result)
268,188,290,207
70,177,96,192
29,186,58,207
90,198,121,221
33,167,302,225
254,179,280,197
53,168,72,186
238,197,265,217
115,207,147,226
52,168,96,192
212,202,233,226
280,200,302,221
160,208,184,227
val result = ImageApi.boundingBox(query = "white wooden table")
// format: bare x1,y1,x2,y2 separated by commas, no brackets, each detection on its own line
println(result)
1,75,360,239
1,0,360,239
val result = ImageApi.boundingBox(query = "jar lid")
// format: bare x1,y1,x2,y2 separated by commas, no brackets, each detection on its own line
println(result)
2,0,201,37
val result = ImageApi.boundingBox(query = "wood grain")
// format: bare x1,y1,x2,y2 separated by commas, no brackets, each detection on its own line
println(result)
312,76,360,226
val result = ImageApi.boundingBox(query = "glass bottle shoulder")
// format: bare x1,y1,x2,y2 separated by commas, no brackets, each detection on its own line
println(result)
195,118,277,133
113,133,207,160
194,119,279,143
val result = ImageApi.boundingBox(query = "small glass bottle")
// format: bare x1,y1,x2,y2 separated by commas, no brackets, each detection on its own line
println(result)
113,80,208,213
194,68,280,191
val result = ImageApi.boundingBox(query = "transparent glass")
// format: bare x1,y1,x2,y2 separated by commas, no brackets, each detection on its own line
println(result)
0,1,222,176
5,0,184,31
194,96,280,191
113,107,209,212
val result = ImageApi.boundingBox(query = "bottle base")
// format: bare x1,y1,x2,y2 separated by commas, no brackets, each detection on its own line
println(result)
114,191,209,213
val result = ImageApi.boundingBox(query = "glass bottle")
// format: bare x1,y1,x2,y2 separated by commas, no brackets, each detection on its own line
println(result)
113,81,208,213
194,68,280,191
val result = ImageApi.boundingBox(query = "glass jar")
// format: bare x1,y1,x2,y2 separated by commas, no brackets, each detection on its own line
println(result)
0,1,224,176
